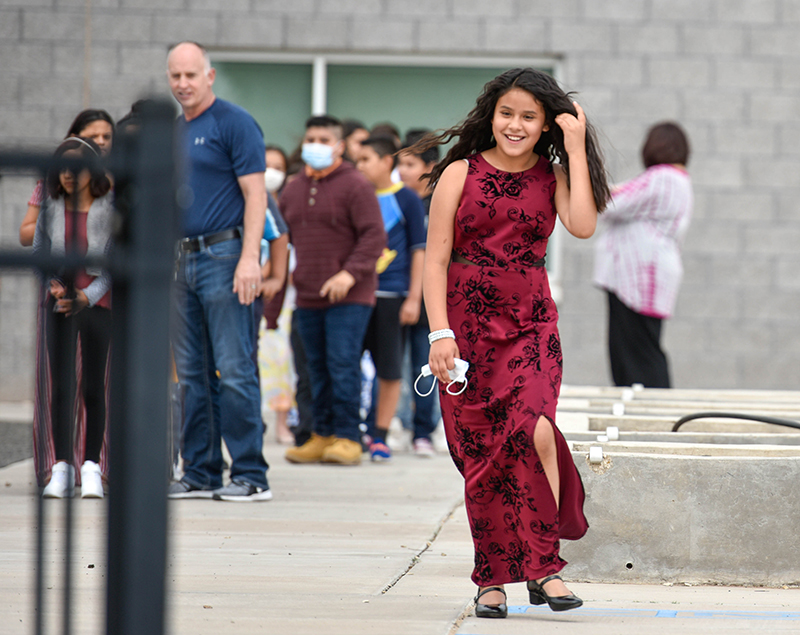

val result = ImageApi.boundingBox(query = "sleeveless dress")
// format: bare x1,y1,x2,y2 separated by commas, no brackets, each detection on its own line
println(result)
440,153,588,586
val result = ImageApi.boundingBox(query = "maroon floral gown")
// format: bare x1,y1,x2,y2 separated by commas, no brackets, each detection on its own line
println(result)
440,153,588,587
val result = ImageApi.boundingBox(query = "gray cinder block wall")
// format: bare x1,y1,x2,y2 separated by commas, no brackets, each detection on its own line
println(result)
0,0,798,401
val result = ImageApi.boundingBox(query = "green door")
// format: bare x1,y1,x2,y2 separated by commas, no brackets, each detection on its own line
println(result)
212,61,552,152
326,64,512,138
213,61,312,154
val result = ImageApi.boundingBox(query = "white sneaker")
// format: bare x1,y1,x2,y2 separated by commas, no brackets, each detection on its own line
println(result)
43,461,74,498
413,437,436,458
80,461,104,499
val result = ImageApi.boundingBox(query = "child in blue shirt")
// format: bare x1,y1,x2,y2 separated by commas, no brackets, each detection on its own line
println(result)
397,130,441,456
356,134,426,461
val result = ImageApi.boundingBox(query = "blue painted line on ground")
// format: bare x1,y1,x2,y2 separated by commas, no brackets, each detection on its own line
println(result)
655,609,678,617
505,605,800,620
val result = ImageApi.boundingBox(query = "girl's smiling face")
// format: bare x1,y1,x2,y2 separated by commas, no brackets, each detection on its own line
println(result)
491,87,549,159
59,149,91,196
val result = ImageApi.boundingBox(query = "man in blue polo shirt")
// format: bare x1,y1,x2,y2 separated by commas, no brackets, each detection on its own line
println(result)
167,41,275,501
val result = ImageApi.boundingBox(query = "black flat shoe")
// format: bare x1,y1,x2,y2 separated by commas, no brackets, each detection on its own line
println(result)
527,574,583,612
474,586,508,619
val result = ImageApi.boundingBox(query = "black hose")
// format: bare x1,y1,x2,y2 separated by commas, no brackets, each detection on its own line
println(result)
672,412,800,432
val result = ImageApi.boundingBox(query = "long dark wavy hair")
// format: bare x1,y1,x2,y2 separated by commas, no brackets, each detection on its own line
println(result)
411,67,610,211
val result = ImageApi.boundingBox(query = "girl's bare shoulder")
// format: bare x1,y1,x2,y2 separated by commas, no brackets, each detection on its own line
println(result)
437,159,470,191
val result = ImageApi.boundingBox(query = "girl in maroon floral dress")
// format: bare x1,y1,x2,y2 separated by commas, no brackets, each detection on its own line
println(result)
416,68,609,618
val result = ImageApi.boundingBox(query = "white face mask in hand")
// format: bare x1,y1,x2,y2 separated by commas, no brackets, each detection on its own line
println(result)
414,359,469,397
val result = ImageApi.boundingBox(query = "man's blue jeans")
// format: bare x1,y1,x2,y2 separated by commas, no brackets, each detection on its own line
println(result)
173,237,268,489
293,304,373,443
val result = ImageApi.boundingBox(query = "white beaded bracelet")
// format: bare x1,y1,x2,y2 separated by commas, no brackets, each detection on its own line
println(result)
428,329,455,345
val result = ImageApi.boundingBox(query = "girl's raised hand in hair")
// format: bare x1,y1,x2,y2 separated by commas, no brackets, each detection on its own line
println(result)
555,101,587,157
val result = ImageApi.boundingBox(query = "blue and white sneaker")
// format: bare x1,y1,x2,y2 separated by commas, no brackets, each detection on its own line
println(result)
212,480,273,502
369,441,392,463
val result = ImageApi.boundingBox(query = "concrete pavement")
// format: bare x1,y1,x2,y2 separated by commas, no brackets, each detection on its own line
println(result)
2,431,800,635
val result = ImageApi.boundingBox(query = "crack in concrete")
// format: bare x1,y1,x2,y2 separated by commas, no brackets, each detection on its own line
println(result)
380,496,464,595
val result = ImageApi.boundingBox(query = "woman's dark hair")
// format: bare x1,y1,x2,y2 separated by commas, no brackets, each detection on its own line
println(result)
46,137,111,200
265,144,289,171
403,128,440,165
66,108,115,138
342,119,367,140
641,121,690,168
410,67,610,211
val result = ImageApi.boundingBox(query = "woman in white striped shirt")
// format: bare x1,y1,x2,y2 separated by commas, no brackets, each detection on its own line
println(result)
594,122,693,388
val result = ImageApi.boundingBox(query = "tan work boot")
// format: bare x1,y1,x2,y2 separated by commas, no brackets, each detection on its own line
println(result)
320,438,363,465
284,434,336,464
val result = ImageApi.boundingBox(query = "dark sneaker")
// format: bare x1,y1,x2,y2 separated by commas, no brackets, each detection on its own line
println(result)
212,480,273,502
167,479,214,499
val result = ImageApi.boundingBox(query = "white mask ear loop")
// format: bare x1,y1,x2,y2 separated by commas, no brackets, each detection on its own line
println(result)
446,378,468,396
414,373,437,398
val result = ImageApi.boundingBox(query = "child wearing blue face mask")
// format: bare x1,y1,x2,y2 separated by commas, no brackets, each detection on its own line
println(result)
279,115,386,466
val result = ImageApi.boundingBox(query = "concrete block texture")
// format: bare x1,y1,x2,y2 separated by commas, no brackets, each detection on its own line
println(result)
648,57,711,88
249,0,315,15
417,19,482,52
550,21,615,53
651,0,715,20
681,25,745,55
715,58,778,90
188,0,251,11
716,0,779,24
317,0,383,15
453,0,515,18
90,13,151,43
584,0,648,22
484,20,548,53
580,57,644,87
617,24,680,55
385,0,450,17
151,14,218,45
349,18,415,52
22,9,85,41
563,452,800,585
218,15,283,48
0,9,21,39
286,17,349,49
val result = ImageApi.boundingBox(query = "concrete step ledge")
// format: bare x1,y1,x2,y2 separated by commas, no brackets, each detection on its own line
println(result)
566,430,800,446
561,385,800,403
586,413,797,434
563,450,800,587
571,441,800,457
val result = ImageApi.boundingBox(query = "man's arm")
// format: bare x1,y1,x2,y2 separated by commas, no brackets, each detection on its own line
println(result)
233,172,267,305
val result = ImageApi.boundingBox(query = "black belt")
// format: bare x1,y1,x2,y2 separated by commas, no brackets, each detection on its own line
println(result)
452,251,545,268
178,227,241,253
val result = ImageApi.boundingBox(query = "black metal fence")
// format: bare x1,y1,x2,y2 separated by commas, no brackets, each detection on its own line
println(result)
0,98,178,635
